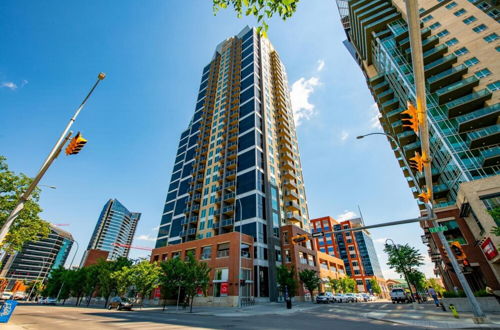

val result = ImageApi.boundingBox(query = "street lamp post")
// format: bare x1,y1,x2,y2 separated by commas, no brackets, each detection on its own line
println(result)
385,238,415,302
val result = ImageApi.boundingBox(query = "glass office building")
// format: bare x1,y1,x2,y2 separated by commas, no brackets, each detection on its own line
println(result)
335,0,499,290
0,225,74,283
155,26,311,300
84,199,141,261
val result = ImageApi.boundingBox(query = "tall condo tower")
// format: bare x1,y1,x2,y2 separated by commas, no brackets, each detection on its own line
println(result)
155,26,311,299
83,199,141,262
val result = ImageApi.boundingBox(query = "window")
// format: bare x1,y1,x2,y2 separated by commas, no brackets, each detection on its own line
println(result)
441,220,467,244
487,81,500,92
429,22,441,30
285,249,292,262
445,38,459,46
454,47,469,56
473,24,488,33
462,16,477,24
201,246,212,260
497,46,500,52
422,15,433,22
464,57,479,67
445,1,457,8
488,8,500,19
437,29,449,37
475,68,492,78
185,249,195,260
217,242,230,257
478,2,491,10
453,8,467,16
484,33,499,43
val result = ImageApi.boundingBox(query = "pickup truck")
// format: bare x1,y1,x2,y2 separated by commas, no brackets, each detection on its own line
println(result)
390,288,410,303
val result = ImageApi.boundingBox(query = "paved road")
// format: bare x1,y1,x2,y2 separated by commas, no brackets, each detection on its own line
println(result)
8,303,425,330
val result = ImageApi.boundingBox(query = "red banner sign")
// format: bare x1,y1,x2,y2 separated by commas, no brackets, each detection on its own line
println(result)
221,282,228,296
481,238,498,260
153,287,161,299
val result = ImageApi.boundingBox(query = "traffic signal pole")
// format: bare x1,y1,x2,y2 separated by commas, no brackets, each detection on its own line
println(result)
0,73,105,248
404,0,485,322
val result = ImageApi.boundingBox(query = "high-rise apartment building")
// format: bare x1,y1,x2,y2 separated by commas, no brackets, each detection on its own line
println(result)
155,26,311,300
82,199,141,263
335,0,499,291
0,224,74,284
311,216,386,294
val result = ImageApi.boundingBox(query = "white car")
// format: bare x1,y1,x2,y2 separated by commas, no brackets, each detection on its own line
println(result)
0,292,13,300
333,294,348,303
344,293,357,302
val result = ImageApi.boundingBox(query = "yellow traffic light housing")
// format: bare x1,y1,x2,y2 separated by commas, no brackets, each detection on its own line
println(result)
401,102,419,134
409,152,424,172
450,241,467,261
65,132,87,155
418,188,432,203
291,234,309,244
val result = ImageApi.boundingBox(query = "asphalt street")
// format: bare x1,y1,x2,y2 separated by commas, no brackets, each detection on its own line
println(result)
8,303,425,330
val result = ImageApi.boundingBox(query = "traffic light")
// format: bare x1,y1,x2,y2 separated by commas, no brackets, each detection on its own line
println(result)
291,234,309,244
65,132,87,155
418,188,432,203
401,102,419,134
450,241,467,261
410,152,424,172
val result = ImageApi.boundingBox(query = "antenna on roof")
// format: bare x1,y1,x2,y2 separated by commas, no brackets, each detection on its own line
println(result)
357,205,365,226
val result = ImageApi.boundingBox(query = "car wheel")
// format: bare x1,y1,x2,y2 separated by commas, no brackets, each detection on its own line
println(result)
117,305,121,310
108,305,112,310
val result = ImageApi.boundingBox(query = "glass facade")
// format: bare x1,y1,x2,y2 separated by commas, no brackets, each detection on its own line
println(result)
86,199,141,260
155,27,311,299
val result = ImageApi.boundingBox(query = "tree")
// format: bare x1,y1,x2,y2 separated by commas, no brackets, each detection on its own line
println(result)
369,278,382,295
183,253,211,313
299,269,320,302
329,278,342,293
425,278,445,296
96,257,132,308
66,268,87,306
159,257,186,311
340,276,357,293
384,243,424,290
0,156,50,253
82,265,101,306
276,265,297,298
407,270,426,293
112,261,161,307
212,0,299,36
42,266,67,299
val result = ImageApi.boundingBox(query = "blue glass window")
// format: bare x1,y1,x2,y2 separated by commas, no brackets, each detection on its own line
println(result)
240,99,255,117
238,131,255,151
238,149,256,172
237,170,256,194
239,114,255,133
241,74,254,91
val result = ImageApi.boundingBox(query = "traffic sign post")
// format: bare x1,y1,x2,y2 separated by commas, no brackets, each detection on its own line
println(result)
429,226,447,233
311,232,324,238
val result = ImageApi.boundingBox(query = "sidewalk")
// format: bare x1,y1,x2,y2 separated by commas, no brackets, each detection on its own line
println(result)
138,302,318,317
365,307,500,328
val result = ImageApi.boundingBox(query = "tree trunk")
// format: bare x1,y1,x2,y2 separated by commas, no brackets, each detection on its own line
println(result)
104,295,110,309
189,295,194,313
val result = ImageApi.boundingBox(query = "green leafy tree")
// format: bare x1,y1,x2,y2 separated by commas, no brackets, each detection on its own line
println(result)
212,0,299,36
384,243,424,291
66,268,87,306
183,253,211,313
425,278,445,296
96,257,132,308
82,265,101,306
369,278,382,295
0,156,50,253
159,257,186,311
299,269,320,302
407,270,426,292
42,266,67,298
112,260,161,307
488,206,500,225
276,265,297,298
340,276,357,293
329,277,342,293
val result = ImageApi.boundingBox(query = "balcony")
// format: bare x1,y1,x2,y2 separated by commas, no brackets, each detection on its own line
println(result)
286,212,301,223
403,140,421,157
280,151,294,162
391,120,404,134
283,179,298,190
280,142,293,153
278,128,292,139
428,64,468,92
195,174,204,182
285,190,300,200
222,205,235,215
456,104,500,133
480,146,500,167
424,54,457,77
444,89,492,118
380,98,399,113
372,80,389,94
228,125,238,133
226,160,237,169
285,201,300,212
435,76,479,104
224,192,235,202
397,130,416,145
433,184,450,199
218,218,234,229
227,150,237,159
280,160,295,171
423,44,448,65
282,170,296,180
194,183,203,192
225,169,236,180
466,125,500,149
228,141,237,150
228,132,238,141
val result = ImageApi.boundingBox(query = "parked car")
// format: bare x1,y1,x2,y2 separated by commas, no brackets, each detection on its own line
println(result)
108,297,133,311
13,292,27,300
332,294,347,303
316,292,331,304
362,294,376,302
344,293,357,302
0,292,13,300
44,297,57,305
355,293,365,302
390,288,410,304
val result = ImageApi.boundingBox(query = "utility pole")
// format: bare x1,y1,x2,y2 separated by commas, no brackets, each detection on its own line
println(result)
0,73,105,247
403,0,485,322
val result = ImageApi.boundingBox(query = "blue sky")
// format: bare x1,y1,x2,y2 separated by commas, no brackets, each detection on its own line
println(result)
0,1,434,279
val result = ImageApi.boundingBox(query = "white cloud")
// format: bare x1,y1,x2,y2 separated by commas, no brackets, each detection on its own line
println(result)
336,210,357,221
152,226,159,232
20,79,28,87
136,234,156,242
290,76,320,126
316,59,325,72
1,82,17,90
340,130,349,141
369,103,382,130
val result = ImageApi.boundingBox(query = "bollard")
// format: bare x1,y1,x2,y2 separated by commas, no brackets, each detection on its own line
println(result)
440,302,446,312
449,304,459,318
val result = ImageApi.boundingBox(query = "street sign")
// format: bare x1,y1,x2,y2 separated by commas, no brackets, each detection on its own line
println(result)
429,226,447,233
0,300,18,323
311,232,324,238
